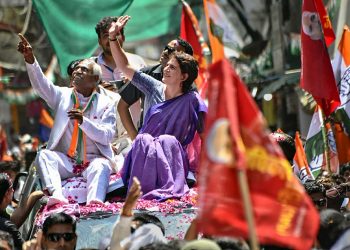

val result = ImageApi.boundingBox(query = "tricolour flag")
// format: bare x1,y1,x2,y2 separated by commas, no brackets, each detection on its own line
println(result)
305,106,339,176
331,26,350,165
198,59,319,250
301,0,340,116
332,25,350,88
180,0,209,94
293,131,314,183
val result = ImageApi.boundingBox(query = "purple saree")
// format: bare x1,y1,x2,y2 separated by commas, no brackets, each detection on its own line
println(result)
121,91,207,201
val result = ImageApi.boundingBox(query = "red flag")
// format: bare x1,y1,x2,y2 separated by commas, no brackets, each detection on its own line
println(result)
180,1,209,95
198,59,319,250
301,0,340,116
314,0,335,47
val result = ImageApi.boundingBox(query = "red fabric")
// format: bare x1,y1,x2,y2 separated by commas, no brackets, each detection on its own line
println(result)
301,0,340,116
314,0,335,47
180,3,208,95
197,59,319,250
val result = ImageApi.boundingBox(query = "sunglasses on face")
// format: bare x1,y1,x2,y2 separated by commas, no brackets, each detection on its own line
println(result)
164,45,176,53
47,233,76,242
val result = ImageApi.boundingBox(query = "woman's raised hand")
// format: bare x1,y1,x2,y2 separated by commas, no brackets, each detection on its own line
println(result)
108,15,131,39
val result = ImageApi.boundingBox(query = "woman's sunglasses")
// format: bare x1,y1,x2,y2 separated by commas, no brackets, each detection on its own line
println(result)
47,233,76,242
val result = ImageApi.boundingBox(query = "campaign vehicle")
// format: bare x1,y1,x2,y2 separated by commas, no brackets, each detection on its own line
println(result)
15,163,197,248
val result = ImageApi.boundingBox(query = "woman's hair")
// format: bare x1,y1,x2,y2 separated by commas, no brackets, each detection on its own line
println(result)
170,51,198,93
0,173,11,204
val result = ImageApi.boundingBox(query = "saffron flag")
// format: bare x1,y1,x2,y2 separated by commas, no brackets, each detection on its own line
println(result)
0,126,7,161
301,0,340,116
198,59,319,250
293,131,314,183
333,122,350,165
180,0,209,94
203,0,225,63
39,107,53,142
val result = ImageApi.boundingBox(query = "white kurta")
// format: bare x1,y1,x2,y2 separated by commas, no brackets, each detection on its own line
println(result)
26,60,117,204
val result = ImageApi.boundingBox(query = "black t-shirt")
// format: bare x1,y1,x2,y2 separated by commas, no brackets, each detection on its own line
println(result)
0,210,24,250
120,64,163,106
119,64,163,128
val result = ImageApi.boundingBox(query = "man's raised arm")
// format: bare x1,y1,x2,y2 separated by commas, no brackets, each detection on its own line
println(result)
17,33,35,64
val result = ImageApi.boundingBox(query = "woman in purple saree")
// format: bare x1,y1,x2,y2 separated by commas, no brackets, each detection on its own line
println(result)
109,16,207,200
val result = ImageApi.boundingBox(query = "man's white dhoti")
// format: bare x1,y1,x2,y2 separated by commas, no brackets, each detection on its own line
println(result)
37,149,111,204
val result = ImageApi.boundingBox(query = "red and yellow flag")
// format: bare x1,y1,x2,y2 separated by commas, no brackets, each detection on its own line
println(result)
198,59,319,250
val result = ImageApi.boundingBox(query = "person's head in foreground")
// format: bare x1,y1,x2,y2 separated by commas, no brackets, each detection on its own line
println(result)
270,130,295,164
181,238,221,250
0,173,13,210
317,209,350,249
42,212,77,250
0,230,14,250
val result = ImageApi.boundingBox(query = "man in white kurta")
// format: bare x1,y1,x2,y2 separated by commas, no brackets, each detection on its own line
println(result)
18,34,117,206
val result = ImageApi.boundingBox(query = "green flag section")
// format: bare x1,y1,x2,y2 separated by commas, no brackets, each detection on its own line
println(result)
33,0,133,76
33,0,182,76
305,108,324,178
335,107,350,135
124,1,181,41
305,107,340,177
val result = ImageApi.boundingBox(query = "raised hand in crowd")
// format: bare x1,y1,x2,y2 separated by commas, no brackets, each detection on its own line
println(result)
121,176,142,217
17,33,35,64
22,230,43,250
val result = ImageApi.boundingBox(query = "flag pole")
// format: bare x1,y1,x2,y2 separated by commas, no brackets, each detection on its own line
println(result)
237,170,260,250
317,106,331,172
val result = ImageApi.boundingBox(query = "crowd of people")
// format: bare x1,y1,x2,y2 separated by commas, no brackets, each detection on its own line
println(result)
0,15,350,250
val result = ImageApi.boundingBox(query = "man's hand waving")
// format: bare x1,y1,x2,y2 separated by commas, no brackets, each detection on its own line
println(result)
17,33,35,64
